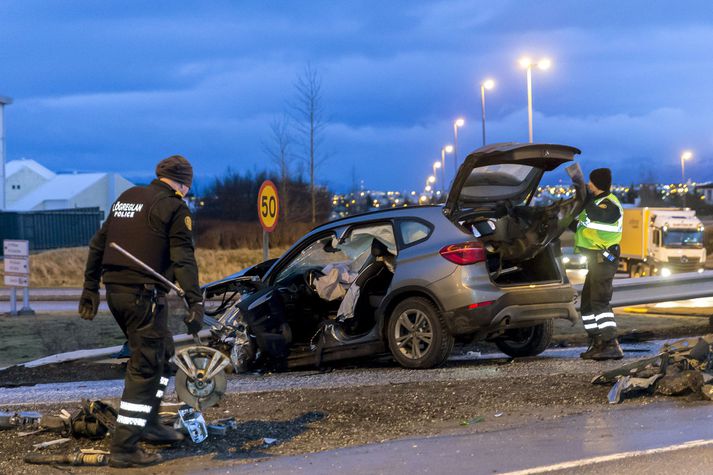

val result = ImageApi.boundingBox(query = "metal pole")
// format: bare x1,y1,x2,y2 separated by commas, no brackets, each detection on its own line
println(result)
262,230,269,261
526,66,534,143
453,123,459,176
681,158,686,208
9,287,17,316
481,85,487,146
19,287,34,315
440,149,446,194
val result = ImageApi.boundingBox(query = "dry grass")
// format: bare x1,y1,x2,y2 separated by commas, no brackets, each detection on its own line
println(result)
0,246,290,288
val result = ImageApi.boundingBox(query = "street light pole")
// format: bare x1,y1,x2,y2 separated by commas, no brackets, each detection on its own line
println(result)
440,145,453,194
453,118,464,175
681,150,693,208
519,57,550,143
480,79,495,146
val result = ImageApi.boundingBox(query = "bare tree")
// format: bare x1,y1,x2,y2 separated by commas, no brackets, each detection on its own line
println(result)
290,63,328,223
263,114,293,222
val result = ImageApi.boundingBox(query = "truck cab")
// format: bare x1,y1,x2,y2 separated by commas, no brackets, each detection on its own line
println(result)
620,207,706,277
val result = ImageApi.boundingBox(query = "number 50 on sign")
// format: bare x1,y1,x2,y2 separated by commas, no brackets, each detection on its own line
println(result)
257,180,279,232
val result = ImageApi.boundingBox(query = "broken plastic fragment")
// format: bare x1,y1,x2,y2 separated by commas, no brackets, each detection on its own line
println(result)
175,407,208,443
263,437,278,445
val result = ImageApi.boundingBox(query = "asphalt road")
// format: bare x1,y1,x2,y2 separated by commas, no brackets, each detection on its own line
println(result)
236,401,713,475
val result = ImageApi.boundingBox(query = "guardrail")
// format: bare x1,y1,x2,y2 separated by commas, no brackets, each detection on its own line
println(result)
573,270,713,308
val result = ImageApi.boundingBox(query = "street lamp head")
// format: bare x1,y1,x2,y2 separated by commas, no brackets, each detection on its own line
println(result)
428,175,436,183
519,57,532,68
537,58,552,70
455,118,465,128
482,78,495,90
433,161,442,169
444,145,454,153
681,150,693,161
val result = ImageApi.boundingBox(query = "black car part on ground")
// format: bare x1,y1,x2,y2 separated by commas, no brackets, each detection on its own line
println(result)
594,335,713,403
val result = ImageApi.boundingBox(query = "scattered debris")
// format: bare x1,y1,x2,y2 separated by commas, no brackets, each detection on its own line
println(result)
494,412,504,418
460,416,485,426
175,406,208,443
24,451,108,466
263,437,278,446
32,437,71,450
595,335,713,403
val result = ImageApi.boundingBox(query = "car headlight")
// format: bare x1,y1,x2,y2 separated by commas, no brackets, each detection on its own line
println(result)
562,256,570,264
698,268,705,274
661,268,672,277
579,255,588,264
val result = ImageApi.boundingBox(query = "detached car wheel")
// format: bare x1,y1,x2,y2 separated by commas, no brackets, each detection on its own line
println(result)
494,320,553,358
388,297,454,369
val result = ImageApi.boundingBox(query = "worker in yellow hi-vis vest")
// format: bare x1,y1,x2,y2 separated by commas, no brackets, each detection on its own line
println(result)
573,168,624,361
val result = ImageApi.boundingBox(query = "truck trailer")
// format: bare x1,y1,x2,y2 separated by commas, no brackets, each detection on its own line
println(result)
619,207,706,277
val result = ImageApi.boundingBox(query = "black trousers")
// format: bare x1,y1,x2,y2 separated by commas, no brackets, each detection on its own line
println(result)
580,249,618,340
106,286,174,453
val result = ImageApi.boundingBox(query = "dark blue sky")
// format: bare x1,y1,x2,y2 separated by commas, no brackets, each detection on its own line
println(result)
1,0,712,192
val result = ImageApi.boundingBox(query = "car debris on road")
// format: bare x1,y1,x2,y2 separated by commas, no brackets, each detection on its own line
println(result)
593,334,713,403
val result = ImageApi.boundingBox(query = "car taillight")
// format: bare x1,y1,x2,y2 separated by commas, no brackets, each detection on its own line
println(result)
439,241,486,265
468,301,494,309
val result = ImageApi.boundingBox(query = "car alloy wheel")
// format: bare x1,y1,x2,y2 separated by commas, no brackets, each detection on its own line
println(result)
394,309,434,360
387,297,454,369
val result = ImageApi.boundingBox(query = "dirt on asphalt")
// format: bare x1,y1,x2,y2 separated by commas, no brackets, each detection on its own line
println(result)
2,369,695,475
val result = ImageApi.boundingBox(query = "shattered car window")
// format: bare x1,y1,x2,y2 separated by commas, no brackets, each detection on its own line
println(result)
461,164,537,201
275,235,348,284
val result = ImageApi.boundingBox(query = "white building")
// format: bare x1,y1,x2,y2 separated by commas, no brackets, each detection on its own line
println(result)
698,182,713,205
5,158,134,218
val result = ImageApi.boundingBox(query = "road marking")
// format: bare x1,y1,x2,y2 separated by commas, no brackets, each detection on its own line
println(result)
500,439,713,475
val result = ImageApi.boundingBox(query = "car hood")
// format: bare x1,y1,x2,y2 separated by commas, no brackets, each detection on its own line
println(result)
443,142,581,218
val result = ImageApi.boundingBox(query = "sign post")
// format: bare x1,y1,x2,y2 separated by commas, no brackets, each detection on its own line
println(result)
3,239,34,316
257,180,279,261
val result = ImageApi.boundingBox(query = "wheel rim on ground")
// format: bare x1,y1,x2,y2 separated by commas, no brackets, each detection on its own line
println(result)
394,309,433,360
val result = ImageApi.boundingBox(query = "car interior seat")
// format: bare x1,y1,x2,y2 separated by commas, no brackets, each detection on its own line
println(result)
346,238,395,334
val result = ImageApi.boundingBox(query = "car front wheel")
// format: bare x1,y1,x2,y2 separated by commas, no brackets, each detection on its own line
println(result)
494,320,553,357
387,297,454,369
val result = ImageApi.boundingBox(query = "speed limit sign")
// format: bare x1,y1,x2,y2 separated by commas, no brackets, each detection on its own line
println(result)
257,180,279,232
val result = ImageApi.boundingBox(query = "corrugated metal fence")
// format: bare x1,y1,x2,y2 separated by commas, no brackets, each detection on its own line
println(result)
0,208,103,255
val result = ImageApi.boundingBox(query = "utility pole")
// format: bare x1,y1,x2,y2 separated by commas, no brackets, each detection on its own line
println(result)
0,96,13,210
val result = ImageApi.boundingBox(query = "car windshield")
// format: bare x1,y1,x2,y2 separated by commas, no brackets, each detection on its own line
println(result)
275,235,349,284
460,164,537,202
663,229,704,247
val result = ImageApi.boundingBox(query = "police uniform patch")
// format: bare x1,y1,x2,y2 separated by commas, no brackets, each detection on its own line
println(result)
185,216,192,231
598,203,608,209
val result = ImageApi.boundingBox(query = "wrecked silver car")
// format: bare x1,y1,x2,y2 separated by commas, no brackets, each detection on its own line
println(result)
175,143,586,408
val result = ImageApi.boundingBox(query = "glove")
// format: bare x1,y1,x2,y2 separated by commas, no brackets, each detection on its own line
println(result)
184,302,204,336
78,288,100,320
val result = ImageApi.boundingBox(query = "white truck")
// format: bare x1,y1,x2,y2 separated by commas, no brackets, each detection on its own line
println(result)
619,207,706,277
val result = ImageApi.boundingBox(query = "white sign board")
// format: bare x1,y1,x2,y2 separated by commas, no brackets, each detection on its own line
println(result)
4,275,29,287
3,240,29,257
4,258,29,275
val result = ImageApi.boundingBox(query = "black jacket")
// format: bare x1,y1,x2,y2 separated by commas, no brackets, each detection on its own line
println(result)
83,179,202,305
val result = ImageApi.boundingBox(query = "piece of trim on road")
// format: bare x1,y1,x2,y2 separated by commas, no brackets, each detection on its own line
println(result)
500,439,713,475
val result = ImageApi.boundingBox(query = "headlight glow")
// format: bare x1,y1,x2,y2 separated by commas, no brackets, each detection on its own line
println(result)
579,255,588,264
698,268,705,274
661,268,672,277
562,256,570,264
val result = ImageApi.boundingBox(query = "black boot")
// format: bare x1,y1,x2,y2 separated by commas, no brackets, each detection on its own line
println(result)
580,335,603,360
141,423,185,445
109,447,162,468
589,337,624,361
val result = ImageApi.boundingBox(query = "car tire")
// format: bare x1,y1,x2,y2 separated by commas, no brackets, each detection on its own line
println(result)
494,320,553,358
387,297,454,369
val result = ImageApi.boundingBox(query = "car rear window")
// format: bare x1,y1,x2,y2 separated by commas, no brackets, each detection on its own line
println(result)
461,164,537,201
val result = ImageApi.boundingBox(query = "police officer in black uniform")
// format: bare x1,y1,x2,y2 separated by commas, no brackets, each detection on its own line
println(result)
78,155,204,468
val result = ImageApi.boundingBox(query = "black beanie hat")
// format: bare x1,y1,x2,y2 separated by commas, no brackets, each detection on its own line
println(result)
156,155,193,187
589,168,612,192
